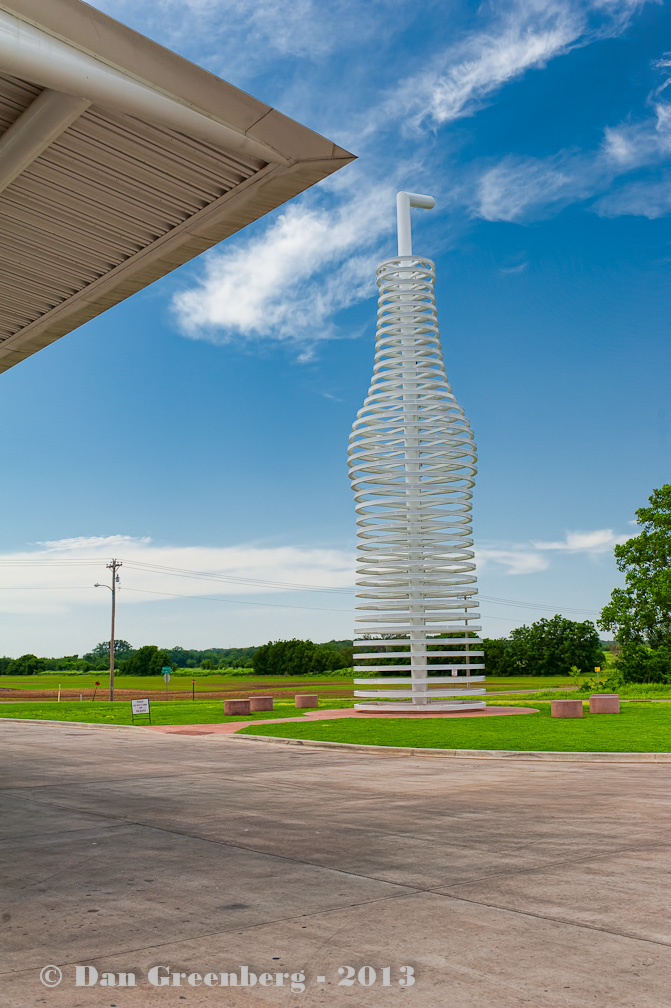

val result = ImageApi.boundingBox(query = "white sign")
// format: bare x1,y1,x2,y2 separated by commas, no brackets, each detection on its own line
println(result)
131,698,150,715
163,672,171,683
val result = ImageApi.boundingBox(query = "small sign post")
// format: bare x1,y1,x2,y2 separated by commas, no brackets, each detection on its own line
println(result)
595,666,601,685
162,666,171,699
131,698,151,724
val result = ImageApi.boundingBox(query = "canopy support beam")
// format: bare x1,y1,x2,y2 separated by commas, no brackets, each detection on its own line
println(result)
0,87,89,193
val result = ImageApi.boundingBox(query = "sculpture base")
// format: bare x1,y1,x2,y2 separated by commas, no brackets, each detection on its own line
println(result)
354,701,486,713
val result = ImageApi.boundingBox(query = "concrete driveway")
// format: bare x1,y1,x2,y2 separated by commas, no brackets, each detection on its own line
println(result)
1,719,670,1007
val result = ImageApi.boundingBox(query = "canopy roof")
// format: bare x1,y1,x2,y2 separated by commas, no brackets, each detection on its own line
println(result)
0,0,354,372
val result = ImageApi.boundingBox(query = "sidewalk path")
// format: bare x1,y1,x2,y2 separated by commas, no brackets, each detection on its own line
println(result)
148,705,538,736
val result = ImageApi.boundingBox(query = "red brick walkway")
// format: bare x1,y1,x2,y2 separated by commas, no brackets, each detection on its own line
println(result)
148,705,538,736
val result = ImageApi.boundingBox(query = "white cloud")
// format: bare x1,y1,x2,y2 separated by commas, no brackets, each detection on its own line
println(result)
596,173,671,218
499,260,529,274
602,100,671,170
533,528,629,552
476,547,549,575
171,184,392,352
374,0,651,134
472,55,671,223
93,0,385,70
422,6,582,127
472,102,671,222
0,536,355,617
475,524,630,572
103,0,659,349
475,154,588,221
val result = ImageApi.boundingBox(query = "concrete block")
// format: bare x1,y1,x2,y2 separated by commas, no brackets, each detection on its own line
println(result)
295,693,318,708
589,694,620,714
550,699,583,718
249,696,273,711
224,699,251,716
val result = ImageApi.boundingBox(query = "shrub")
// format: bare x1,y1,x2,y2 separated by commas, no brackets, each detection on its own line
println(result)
614,643,671,683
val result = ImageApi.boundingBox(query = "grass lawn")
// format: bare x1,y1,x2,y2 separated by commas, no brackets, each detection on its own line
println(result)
0,697,354,726
484,684,671,702
237,702,671,753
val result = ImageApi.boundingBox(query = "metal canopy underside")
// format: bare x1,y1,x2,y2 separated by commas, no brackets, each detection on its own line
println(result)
0,0,354,373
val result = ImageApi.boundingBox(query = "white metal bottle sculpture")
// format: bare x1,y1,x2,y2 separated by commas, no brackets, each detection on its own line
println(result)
348,192,485,711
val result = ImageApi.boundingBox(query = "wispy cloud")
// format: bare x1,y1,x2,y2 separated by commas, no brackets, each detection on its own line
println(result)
596,172,671,218
475,151,594,221
472,52,671,222
533,528,629,552
94,0,389,75
476,524,629,572
171,182,392,355
413,2,585,129
0,536,355,616
138,0,658,348
499,259,529,274
373,0,651,134
477,547,550,575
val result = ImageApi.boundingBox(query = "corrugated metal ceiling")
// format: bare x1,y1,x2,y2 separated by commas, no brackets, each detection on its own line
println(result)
0,71,263,343
0,0,354,372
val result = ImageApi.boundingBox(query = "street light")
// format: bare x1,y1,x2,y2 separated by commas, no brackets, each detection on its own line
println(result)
94,558,122,702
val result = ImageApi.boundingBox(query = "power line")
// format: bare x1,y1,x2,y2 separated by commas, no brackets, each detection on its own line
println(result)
122,559,354,594
116,561,602,614
0,556,602,616
479,594,599,615
0,559,102,565
120,586,352,613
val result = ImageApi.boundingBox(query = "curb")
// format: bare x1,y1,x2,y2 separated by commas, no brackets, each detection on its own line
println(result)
4,717,671,763
230,733,671,763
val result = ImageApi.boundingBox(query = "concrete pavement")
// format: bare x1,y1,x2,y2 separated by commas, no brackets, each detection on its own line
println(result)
1,719,670,1007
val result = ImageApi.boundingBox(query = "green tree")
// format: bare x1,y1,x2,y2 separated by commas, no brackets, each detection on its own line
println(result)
320,639,354,666
120,645,171,676
253,639,344,676
83,640,134,667
9,653,44,675
506,616,604,676
480,637,512,676
599,484,671,647
614,642,671,683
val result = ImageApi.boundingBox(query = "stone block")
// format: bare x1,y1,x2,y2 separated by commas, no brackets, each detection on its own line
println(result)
589,694,620,714
295,693,318,708
249,696,273,711
550,699,583,718
224,699,251,716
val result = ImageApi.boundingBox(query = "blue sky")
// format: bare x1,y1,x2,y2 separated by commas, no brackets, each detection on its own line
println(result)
1,0,669,656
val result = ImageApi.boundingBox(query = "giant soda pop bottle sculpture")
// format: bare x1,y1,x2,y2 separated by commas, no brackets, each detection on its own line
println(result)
348,192,485,710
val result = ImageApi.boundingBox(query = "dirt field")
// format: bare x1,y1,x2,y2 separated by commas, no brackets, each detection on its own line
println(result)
0,681,354,702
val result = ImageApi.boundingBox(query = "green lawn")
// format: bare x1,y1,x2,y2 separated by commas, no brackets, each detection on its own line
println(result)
0,697,354,726
5,696,670,751
484,684,671,702
238,702,671,753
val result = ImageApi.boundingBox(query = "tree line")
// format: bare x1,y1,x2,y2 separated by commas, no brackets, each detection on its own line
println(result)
353,616,605,677
0,639,353,675
2,484,668,682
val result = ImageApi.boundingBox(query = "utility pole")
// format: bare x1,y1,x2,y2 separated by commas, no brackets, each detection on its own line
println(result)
94,559,122,702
